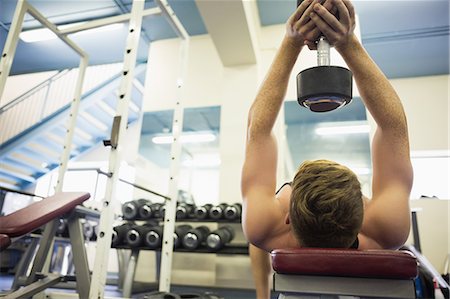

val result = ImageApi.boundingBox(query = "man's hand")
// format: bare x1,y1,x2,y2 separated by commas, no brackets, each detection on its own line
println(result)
307,0,356,50
286,0,336,49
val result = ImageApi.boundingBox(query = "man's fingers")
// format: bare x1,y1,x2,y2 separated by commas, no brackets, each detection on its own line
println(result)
309,11,338,41
342,0,355,21
333,0,351,28
311,3,341,33
288,0,314,26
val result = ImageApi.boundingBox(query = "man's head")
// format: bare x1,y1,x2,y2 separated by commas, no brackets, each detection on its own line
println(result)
289,159,363,248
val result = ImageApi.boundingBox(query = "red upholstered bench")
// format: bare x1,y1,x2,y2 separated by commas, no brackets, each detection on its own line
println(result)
0,192,90,251
271,248,418,299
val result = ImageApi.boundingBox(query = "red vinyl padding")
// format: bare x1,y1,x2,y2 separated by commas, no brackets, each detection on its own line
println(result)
271,248,418,279
0,234,11,251
0,192,90,238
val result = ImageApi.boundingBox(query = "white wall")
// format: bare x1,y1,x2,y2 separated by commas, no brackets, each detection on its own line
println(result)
391,75,449,152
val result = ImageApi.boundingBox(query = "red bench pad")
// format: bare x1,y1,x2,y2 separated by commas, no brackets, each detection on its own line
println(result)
0,192,90,237
271,248,418,279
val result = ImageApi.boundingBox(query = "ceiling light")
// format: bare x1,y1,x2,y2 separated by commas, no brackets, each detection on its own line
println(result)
19,23,124,43
152,133,216,144
20,28,57,43
315,124,370,136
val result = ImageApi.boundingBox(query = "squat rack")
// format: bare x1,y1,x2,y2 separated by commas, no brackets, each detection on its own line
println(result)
0,0,190,297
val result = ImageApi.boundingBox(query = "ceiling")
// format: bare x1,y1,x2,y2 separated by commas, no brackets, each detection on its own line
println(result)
0,0,448,181
0,0,448,78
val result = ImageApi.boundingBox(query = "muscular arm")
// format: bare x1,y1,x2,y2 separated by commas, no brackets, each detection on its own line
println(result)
249,244,272,299
340,36,413,249
311,0,413,249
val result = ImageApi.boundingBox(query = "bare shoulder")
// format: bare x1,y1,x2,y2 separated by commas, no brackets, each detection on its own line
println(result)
359,191,411,249
242,190,296,251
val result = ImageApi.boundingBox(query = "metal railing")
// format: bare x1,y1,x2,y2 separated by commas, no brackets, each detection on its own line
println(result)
0,63,123,145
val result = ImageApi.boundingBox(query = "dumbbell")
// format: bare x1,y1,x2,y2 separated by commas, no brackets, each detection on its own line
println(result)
125,224,154,248
122,198,151,220
224,203,242,221
173,224,192,249
182,226,210,250
209,203,228,220
56,218,69,238
206,226,235,251
296,1,352,112
176,203,196,220
82,219,94,241
144,225,164,249
151,203,165,219
111,223,134,247
194,204,213,220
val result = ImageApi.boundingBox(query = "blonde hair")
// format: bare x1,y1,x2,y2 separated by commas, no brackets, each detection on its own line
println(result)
290,159,363,248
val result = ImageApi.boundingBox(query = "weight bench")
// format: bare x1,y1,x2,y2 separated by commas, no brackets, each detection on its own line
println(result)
0,192,91,298
271,248,418,299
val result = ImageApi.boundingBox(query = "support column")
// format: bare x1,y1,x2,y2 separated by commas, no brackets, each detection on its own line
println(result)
89,1,145,298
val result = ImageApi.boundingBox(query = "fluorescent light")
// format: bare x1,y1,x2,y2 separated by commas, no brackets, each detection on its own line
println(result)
20,28,57,43
19,23,124,43
315,124,370,136
152,133,216,144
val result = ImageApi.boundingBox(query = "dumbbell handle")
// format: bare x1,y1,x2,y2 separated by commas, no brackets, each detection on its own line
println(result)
317,36,330,66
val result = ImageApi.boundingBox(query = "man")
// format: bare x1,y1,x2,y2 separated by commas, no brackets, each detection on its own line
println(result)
240,0,414,298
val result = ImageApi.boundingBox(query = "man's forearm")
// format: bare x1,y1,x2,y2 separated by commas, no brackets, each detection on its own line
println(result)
337,35,408,132
248,37,303,137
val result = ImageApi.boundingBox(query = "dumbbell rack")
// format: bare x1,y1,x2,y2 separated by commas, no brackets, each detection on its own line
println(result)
113,214,249,298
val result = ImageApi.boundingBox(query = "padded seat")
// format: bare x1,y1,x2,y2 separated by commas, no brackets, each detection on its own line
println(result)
271,248,418,299
0,192,90,250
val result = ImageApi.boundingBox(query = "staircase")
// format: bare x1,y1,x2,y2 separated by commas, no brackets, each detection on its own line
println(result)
0,62,147,190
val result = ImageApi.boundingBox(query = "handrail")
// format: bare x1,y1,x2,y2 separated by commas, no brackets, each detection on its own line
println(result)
0,70,68,114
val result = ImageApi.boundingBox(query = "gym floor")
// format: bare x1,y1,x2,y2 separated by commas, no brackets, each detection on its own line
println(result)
0,273,280,299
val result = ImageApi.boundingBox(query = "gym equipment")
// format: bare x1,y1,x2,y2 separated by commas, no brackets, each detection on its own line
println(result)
122,198,151,220
209,203,228,220
223,203,242,221
0,192,91,298
271,248,417,298
182,225,210,250
138,200,156,219
56,218,69,237
296,1,352,113
173,224,192,249
126,224,155,248
176,202,196,219
144,225,164,249
82,219,94,241
206,225,235,251
148,203,164,219
111,223,134,247
195,204,213,220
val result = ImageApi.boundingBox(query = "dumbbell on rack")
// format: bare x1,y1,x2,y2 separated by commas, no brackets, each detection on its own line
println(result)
224,203,242,221
209,203,228,220
111,223,134,247
182,225,210,250
206,225,235,251
194,204,213,220
122,198,152,220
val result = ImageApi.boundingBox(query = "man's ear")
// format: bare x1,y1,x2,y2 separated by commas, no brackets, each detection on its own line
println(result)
284,213,290,225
